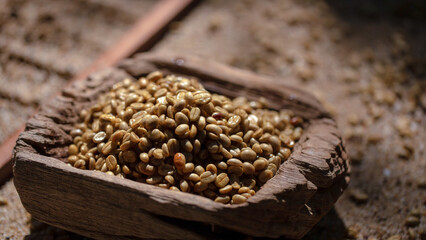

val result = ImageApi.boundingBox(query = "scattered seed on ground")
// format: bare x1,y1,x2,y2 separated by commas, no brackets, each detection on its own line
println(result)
349,188,369,204
0,196,8,206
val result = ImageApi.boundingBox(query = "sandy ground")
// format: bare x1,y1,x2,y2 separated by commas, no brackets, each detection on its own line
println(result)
0,0,155,144
1,0,425,239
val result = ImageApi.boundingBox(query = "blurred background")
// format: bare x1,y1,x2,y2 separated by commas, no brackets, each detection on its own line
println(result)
0,0,425,239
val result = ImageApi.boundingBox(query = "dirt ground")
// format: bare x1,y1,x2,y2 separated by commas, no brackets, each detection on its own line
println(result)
1,0,425,239
0,0,155,144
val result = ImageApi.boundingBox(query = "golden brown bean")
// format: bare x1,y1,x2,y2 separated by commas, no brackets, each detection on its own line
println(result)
88,157,96,170
175,112,189,125
184,91,194,103
269,136,281,153
227,115,242,128
145,115,159,130
164,118,176,128
129,132,140,143
100,163,108,172
70,128,83,137
217,134,230,148
183,162,195,174
242,162,255,175
139,152,149,163
120,140,132,151
219,185,233,194
68,144,78,155
149,129,164,141
80,144,89,154
68,155,78,165
259,169,274,183
279,148,291,160
253,128,263,139
252,143,263,155
193,91,211,105
229,135,243,144
95,157,105,170
206,124,222,135
153,149,164,159
180,180,189,192
194,181,208,192
214,196,230,204
268,156,281,167
136,162,156,176
122,165,131,175
215,173,230,188
154,88,167,98
197,116,206,130
147,71,163,82
165,175,175,185
146,175,163,185
227,158,243,167
217,161,228,170
187,173,200,182
232,194,247,204
175,124,189,136
206,141,221,154
74,159,86,169
167,138,179,155
181,139,193,152
190,107,201,122
106,155,117,171
243,130,254,143
240,148,257,162
194,165,205,175
267,163,278,174
193,139,201,155
200,171,217,184
238,187,251,194
260,143,273,155
241,193,252,199
173,99,187,112
189,124,197,138
253,158,268,171
110,130,125,143
206,164,217,174
160,143,169,158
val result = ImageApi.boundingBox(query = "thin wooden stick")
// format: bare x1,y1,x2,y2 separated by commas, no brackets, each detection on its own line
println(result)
0,0,194,185
72,0,194,83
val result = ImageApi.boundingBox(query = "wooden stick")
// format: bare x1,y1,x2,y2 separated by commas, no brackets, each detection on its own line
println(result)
0,127,23,184
0,0,194,185
72,0,194,83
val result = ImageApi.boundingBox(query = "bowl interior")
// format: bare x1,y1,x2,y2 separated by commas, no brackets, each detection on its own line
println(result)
45,69,310,207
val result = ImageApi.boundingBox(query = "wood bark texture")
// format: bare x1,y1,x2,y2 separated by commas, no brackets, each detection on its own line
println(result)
13,53,350,239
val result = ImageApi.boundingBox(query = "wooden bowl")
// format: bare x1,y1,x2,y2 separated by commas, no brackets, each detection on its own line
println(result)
13,53,350,239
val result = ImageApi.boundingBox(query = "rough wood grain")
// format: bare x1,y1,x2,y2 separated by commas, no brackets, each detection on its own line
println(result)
13,53,350,239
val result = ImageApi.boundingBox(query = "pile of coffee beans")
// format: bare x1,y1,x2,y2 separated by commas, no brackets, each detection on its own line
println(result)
67,71,303,204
